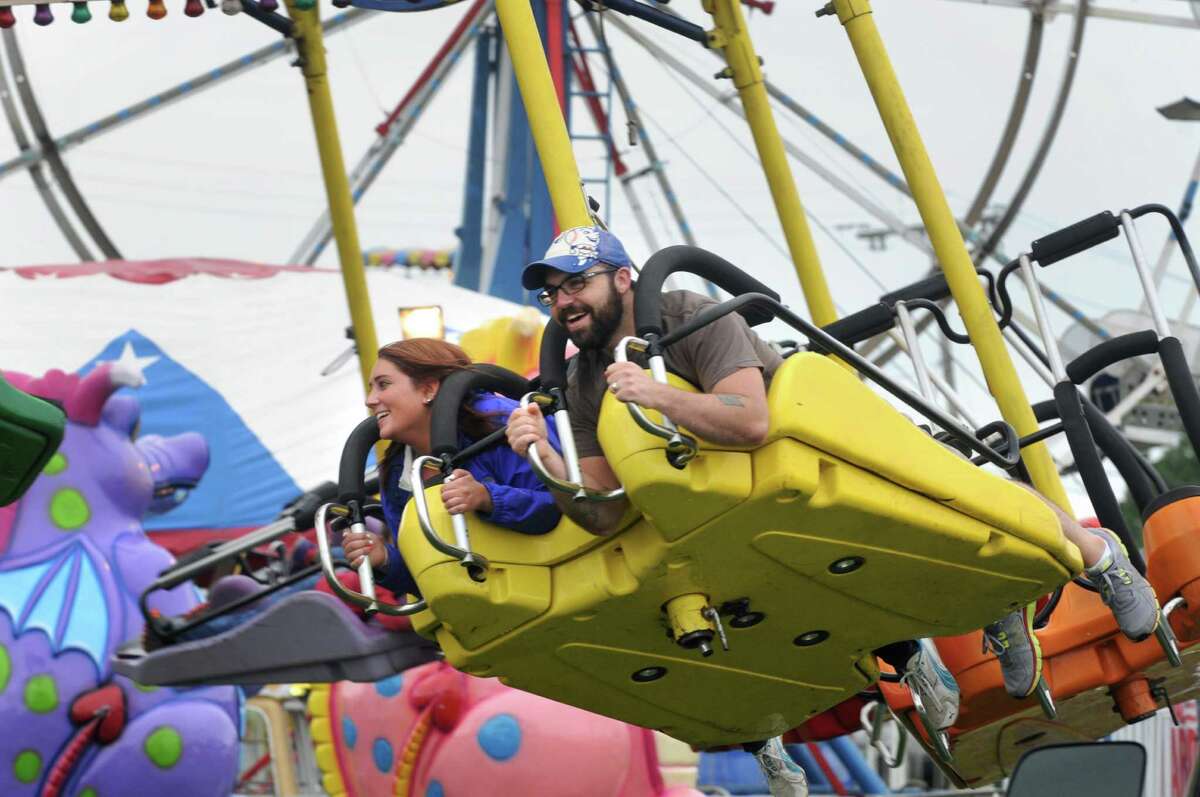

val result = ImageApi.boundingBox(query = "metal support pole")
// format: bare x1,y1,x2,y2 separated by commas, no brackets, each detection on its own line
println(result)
704,0,837,326
828,0,1069,509
285,0,379,392
494,0,590,228
455,24,495,291
3,28,120,259
587,14,695,249
1154,146,1200,320
0,44,93,260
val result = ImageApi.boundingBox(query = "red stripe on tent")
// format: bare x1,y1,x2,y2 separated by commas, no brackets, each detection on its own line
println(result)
6,259,331,284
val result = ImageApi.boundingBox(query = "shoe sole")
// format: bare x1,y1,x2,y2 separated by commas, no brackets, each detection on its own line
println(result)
1015,602,1042,699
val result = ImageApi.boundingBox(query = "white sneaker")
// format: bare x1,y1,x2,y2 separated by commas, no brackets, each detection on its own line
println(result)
752,736,809,797
901,638,960,731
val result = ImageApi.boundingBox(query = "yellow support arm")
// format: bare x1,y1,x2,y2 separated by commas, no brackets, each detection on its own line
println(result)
704,0,838,327
827,0,1068,509
495,0,591,229
285,0,380,393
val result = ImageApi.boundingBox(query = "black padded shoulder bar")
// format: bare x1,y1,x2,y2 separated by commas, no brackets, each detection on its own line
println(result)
821,304,892,348
338,417,381,505
539,319,570,392
634,245,780,338
1052,381,1144,572
1065,330,1159,385
430,365,531,458
1159,336,1200,458
1032,397,1163,511
1030,211,1120,266
821,274,954,348
880,273,952,305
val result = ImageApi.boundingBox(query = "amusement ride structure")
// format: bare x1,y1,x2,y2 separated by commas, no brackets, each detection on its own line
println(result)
3,0,1200,794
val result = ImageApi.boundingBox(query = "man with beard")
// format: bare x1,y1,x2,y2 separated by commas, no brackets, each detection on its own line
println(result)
507,225,781,535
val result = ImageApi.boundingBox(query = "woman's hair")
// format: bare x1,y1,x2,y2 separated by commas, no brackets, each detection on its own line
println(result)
376,338,502,479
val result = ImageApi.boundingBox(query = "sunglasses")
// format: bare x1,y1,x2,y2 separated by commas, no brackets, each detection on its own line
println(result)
536,267,619,307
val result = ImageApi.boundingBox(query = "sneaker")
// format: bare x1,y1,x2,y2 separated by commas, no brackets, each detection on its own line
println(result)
983,607,1041,699
901,638,960,731
751,736,809,797
1085,528,1160,641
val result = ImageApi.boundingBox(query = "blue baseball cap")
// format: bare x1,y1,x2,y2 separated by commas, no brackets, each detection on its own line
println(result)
521,226,633,290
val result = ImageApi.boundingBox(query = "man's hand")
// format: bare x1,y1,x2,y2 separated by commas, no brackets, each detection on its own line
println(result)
441,469,493,515
506,402,549,457
343,531,387,570
603,362,664,410
603,365,769,447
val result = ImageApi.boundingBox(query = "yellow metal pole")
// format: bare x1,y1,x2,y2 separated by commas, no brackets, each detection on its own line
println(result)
827,0,1069,509
704,0,838,327
285,0,379,393
494,0,591,228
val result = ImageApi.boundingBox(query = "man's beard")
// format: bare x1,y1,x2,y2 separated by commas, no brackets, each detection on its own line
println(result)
565,283,623,351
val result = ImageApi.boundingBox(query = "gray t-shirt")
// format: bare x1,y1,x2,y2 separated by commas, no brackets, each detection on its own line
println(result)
565,289,784,458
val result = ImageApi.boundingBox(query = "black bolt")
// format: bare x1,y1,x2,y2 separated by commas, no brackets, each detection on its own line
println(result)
793,630,830,647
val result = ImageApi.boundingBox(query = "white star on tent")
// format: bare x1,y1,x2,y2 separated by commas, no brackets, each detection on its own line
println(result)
103,341,160,388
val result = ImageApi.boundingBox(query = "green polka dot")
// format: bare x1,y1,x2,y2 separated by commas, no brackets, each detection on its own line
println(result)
0,645,9,694
145,726,182,769
13,750,41,784
50,488,89,530
42,453,67,475
24,674,57,713
133,681,159,693
80,788,98,797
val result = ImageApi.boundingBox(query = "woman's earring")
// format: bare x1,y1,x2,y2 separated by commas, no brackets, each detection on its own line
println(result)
423,397,433,406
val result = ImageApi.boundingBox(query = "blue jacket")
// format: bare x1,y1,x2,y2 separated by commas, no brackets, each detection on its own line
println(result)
376,393,561,596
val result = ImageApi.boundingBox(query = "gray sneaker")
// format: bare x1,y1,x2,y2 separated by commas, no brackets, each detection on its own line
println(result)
983,607,1041,699
1086,528,1160,641
752,736,809,797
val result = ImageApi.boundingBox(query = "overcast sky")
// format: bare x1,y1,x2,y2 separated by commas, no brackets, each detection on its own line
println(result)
3,0,1199,507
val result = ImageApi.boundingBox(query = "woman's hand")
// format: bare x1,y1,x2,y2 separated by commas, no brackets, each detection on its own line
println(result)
343,531,387,570
441,469,493,515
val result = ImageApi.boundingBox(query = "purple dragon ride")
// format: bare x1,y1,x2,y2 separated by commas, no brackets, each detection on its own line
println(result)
0,362,239,796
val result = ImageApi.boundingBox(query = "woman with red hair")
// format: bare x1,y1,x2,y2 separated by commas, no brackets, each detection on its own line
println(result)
343,338,560,597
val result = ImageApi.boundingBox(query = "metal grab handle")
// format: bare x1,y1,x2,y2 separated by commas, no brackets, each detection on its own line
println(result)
613,336,698,468
519,392,625,503
353,516,378,606
410,455,489,580
314,502,427,617
860,701,907,769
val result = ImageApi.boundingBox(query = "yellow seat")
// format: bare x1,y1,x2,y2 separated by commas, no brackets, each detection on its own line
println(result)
398,352,1081,748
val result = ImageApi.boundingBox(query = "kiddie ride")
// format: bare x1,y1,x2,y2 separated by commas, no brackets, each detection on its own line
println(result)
113,208,1200,788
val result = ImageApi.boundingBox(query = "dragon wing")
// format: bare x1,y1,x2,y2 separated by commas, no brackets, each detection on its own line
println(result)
0,542,110,676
